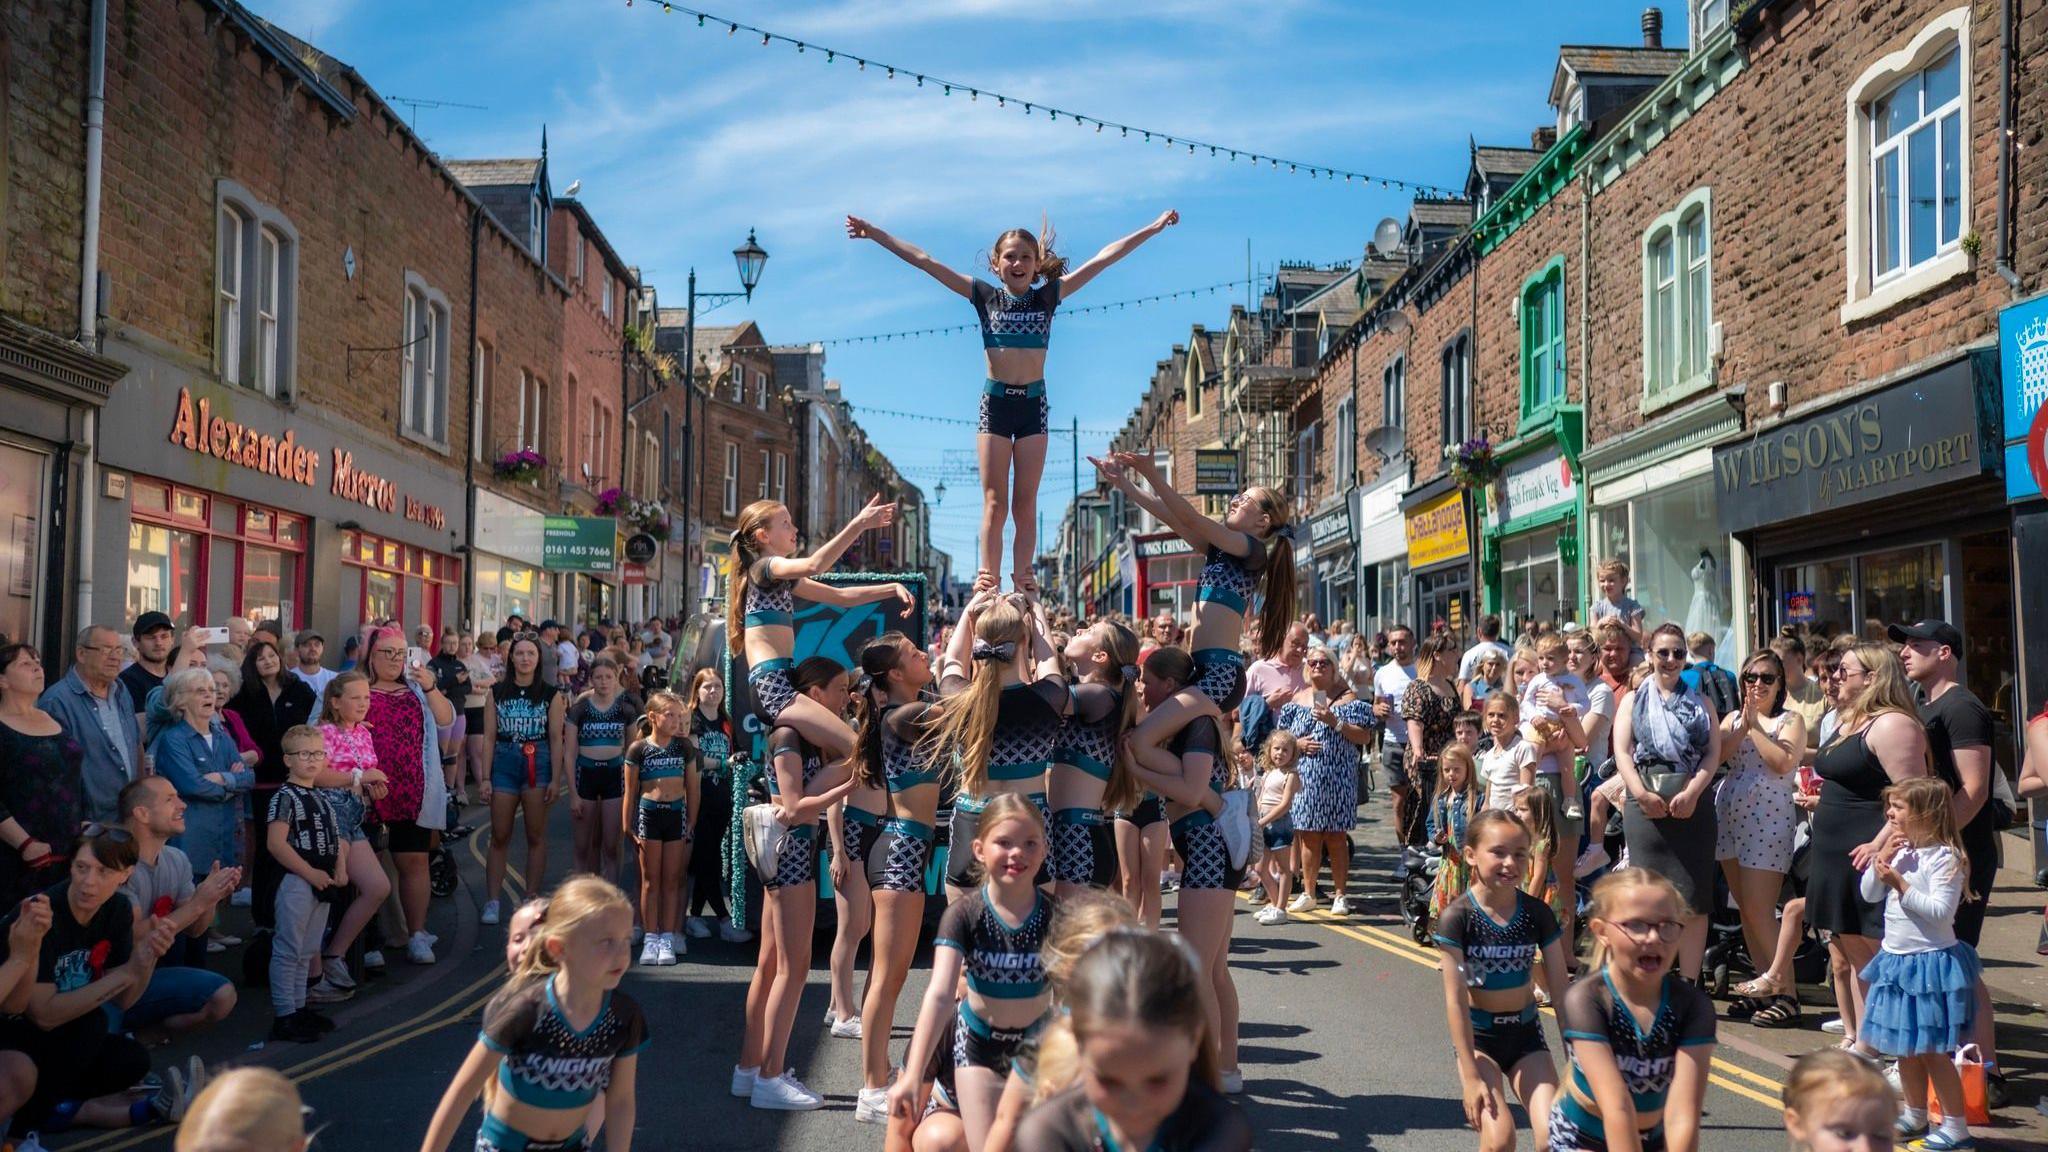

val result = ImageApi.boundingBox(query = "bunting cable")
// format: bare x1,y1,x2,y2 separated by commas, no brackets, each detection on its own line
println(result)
619,2,1457,197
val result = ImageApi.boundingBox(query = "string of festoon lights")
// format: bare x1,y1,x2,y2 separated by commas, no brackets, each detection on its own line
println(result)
618,1,1458,198
705,276,1279,351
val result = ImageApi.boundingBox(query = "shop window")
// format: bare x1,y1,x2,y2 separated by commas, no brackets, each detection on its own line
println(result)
401,274,452,447
214,183,299,398
1440,332,1471,447
1775,544,1945,645
1590,474,1733,654
239,547,295,627
364,570,399,623
1498,526,1579,634
1520,258,1567,422
1643,189,1715,401
128,523,200,629
1381,355,1405,430
1843,8,1971,322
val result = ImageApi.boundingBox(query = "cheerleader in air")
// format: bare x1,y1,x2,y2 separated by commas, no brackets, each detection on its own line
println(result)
848,209,1178,589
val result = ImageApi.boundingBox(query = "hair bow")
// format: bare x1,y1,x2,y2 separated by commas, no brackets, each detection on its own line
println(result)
1272,522,1298,542
971,640,1018,663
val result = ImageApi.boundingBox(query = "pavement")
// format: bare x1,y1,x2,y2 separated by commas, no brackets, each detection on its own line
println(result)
43,787,2048,1151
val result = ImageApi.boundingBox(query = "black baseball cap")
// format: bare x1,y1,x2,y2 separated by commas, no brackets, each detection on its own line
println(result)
1886,619,1964,654
132,611,174,639
539,619,562,631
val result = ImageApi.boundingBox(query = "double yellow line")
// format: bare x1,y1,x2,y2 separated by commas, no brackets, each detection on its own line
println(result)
67,830,529,1151
1241,895,1789,1111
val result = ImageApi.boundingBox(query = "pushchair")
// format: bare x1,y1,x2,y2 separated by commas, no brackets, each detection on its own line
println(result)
1399,844,1443,945
1701,825,1827,998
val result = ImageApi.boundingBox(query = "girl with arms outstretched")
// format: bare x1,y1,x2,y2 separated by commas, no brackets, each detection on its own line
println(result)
848,211,1178,588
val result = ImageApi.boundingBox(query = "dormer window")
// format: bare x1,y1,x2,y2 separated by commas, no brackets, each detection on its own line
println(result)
1692,0,1729,45
528,191,544,260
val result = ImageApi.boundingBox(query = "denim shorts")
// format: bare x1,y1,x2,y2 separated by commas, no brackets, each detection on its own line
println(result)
491,741,554,792
1262,817,1295,852
122,965,232,1031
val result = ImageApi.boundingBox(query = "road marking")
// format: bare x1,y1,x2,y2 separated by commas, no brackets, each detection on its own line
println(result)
1241,896,1788,1111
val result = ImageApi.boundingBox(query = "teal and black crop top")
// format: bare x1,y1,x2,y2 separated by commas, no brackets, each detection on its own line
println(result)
744,557,797,628
568,694,639,750
1166,713,1227,795
1197,535,1268,615
627,735,696,783
480,978,648,1110
879,701,944,791
935,886,1057,1000
1561,970,1716,1115
1055,681,1125,783
1432,889,1562,993
970,279,1061,350
985,677,1072,783
766,726,823,797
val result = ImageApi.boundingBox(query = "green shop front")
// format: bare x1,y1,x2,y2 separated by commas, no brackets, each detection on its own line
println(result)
1479,407,1585,633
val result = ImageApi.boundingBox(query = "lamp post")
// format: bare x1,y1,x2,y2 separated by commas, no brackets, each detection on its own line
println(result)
680,229,768,619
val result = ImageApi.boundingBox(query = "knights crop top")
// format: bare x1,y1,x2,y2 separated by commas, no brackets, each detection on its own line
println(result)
745,558,797,628
1433,890,1562,992
970,278,1061,350
480,978,648,1110
935,886,1057,1000
1014,1082,1253,1152
568,695,639,750
879,701,944,791
1167,714,1226,794
985,678,1073,783
492,681,558,744
767,726,822,796
626,735,697,783
1197,536,1268,615
1561,971,1716,1115
1055,682,1124,783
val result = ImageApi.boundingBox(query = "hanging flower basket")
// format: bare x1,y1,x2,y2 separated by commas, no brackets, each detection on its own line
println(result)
493,449,547,484
1445,437,1501,490
625,498,670,540
593,487,626,516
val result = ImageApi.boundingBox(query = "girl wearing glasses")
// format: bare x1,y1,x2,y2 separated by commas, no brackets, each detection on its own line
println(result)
1551,869,1716,1152
1610,624,1723,982
1712,651,1806,1028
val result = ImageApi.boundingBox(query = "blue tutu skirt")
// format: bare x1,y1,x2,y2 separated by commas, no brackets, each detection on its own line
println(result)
1858,941,1981,1057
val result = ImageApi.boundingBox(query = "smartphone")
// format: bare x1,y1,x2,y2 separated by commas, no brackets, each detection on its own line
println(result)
194,626,230,646
406,646,431,670
1313,689,1330,710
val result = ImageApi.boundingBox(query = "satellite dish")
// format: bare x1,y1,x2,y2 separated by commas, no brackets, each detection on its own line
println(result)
1362,425,1405,463
563,178,583,198
1371,217,1402,256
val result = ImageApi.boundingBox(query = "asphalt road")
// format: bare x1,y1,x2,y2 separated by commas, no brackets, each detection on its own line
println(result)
50,799,1807,1152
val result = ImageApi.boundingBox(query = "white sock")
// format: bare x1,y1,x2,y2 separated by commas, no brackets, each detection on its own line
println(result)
1900,1106,1928,1127
1939,1114,1969,1139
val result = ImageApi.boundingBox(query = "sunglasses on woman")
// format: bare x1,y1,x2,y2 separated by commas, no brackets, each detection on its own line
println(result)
1740,672,1780,685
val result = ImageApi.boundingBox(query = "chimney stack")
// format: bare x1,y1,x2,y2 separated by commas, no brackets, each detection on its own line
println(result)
1642,7,1664,48
1531,126,1558,150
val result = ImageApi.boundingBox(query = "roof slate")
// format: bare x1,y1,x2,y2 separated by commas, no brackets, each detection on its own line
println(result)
444,158,542,189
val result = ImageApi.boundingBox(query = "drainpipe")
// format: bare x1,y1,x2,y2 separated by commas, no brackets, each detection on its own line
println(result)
1575,170,1593,610
462,206,481,627
1994,0,2022,293
73,0,109,633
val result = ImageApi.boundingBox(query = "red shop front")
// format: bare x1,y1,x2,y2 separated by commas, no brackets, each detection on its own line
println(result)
340,529,461,634
1131,531,1199,624
125,476,310,631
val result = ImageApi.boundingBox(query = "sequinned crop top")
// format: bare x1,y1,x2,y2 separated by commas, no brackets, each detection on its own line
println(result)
480,978,648,1110
1433,890,1561,993
970,279,1061,350
766,726,823,797
1167,713,1227,795
744,558,797,628
879,701,944,791
627,735,696,782
935,887,1057,999
567,694,639,750
1197,536,1268,615
1055,682,1125,783
985,678,1073,783
1561,971,1716,1115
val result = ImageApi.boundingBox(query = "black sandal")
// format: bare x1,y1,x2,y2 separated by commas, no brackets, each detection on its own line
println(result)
1751,995,1802,1028
1725,995,1761,1021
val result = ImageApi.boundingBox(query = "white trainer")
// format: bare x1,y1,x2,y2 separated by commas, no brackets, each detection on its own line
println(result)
1329,895,1353,916
639,936,662,966
683,916,713,939
480,900,502,926
719,918,754,943
657,934,679,966
730,1065,759,1097
406,932,435,965
855,1086,891,1123
830,1014,863,1039
751,1072,824,1111
1287,892,1317,913
321,956,356,989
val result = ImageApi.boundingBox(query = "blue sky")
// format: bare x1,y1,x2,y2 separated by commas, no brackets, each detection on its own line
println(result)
246,0,1695,572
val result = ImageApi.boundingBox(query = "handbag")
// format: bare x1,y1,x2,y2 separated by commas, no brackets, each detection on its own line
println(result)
1219,789,1254,871
1926,1044,1991,1125
1643,768,1691,802
741,802,787,880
